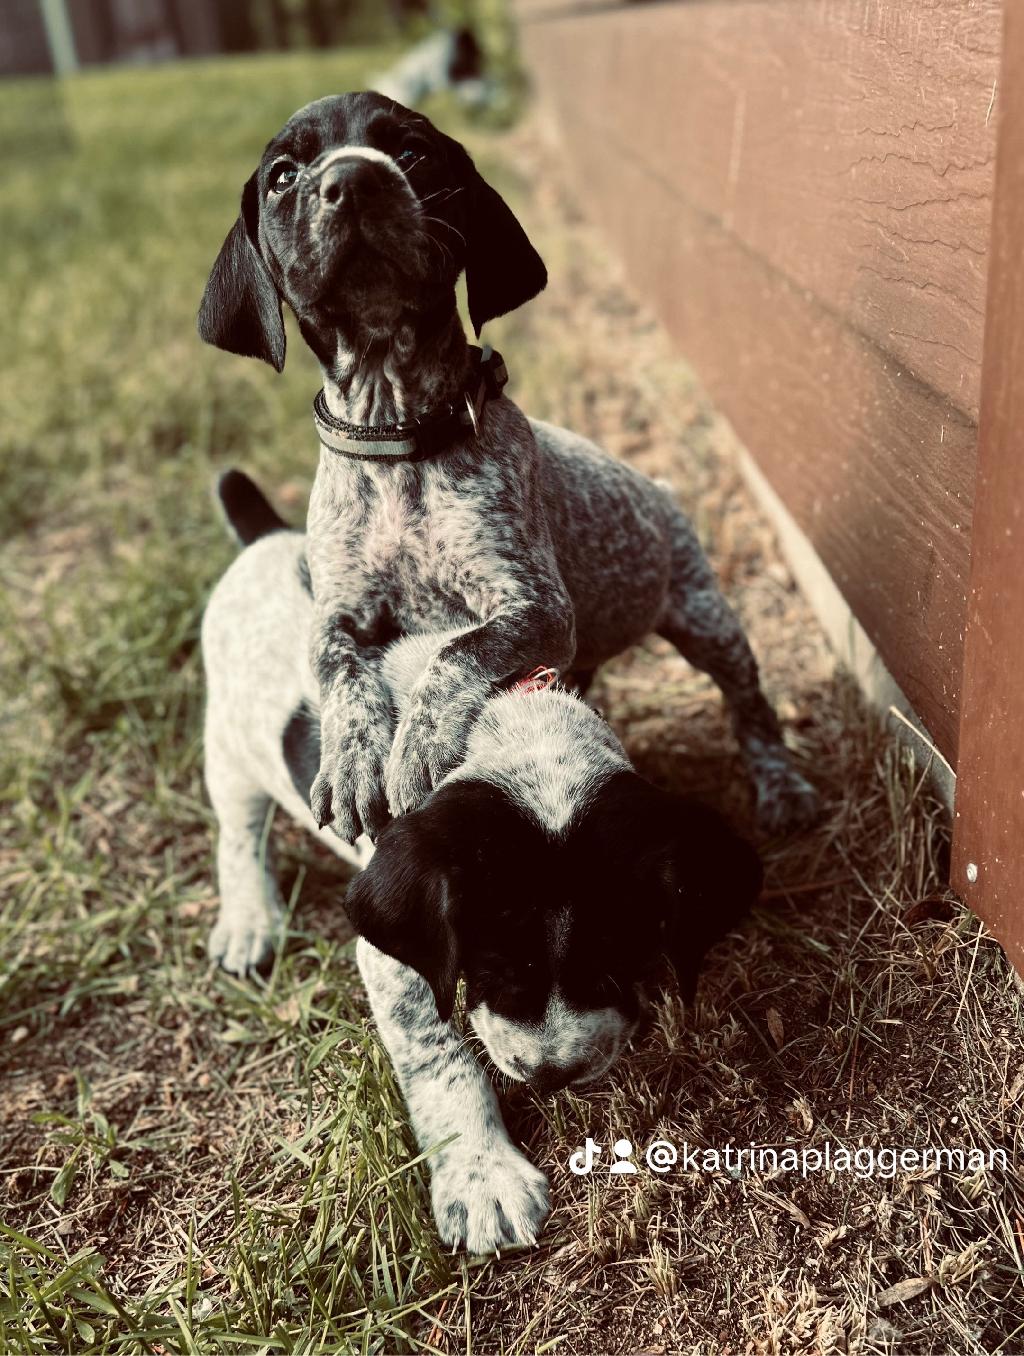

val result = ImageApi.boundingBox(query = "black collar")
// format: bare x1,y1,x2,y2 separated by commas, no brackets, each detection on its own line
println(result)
312,345,508,462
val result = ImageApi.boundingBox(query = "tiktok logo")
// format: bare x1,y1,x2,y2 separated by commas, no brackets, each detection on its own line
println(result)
568,1137,602,1175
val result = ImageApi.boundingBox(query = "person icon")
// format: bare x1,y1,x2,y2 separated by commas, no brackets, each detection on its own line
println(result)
609,1138,638,1174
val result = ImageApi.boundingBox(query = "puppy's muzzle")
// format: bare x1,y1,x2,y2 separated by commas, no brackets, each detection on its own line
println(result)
319,157,372,207
313,155,401,220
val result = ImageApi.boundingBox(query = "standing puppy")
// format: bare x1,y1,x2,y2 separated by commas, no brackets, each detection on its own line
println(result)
204,472,763,1252
198,93,818,845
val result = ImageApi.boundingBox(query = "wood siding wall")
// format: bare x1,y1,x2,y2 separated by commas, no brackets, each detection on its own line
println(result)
518,0,1002,761
952,3,1024,975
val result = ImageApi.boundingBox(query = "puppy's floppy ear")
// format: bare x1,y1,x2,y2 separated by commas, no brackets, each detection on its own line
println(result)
464,175,547,336
198,173,286,372
585,771,761,1001
344,816,460,1022
659,799,763,1004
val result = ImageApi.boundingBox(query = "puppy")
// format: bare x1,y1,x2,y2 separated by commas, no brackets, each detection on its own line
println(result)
203,471,763,1252
198,92,819,848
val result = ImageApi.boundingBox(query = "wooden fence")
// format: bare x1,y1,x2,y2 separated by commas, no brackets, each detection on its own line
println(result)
516,0,1024,974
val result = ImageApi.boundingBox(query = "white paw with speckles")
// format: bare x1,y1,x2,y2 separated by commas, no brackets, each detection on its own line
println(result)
208,905,281,976
431,1139,550,1254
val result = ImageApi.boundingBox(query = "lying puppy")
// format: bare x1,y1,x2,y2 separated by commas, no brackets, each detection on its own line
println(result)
204,471,763,1252
198,92,818,847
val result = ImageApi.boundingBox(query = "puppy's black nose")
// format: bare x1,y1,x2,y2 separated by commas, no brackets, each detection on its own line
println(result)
529,1060,588,1096
317,157,381,209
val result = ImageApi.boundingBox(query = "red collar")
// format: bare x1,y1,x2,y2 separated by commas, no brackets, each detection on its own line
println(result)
508,666,560,696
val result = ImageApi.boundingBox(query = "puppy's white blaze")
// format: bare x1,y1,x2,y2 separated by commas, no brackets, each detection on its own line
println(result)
311,144,408,183
550,906,571,957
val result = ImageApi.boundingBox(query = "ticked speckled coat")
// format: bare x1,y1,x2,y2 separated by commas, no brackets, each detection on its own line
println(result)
198,91,818,843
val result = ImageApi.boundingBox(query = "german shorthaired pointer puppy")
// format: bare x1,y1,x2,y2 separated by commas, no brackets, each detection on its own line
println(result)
203,472,763,1252
198,92,818,845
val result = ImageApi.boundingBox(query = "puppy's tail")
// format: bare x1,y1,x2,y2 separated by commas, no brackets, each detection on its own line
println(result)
216,469,289,547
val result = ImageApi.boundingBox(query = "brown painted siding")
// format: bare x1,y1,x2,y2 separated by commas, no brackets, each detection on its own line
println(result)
953,4,1024,974
519,0,1002,761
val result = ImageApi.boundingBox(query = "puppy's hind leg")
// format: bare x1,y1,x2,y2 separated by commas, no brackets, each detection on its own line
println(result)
656,512,820,834
206,745,284,977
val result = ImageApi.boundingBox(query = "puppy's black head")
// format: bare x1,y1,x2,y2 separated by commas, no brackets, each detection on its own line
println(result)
345,771,762,1092
198,92,546,369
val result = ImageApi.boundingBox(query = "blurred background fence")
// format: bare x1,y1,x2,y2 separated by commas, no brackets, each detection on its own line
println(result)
2,0,522,167
1,0,519,74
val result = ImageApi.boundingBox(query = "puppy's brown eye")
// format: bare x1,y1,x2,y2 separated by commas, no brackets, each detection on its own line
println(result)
268,162,299,193
395,146,423,170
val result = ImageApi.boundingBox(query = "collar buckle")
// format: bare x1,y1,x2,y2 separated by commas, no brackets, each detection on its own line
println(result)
463,389,480,437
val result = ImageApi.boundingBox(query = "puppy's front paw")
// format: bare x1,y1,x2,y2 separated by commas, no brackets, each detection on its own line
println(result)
208,906,280,977
312,685,393,842
310,742,390,844
755,765,821,836
384,724,433,819
385,691,485,817
431,1140,551,1254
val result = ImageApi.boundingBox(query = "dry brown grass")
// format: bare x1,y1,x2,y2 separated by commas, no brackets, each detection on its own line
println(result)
2,67,1022,1354
440,113,1024,1355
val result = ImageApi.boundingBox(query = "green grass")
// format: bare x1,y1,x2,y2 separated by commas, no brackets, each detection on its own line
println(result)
2,48,1023,1356
0,49,503,1354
